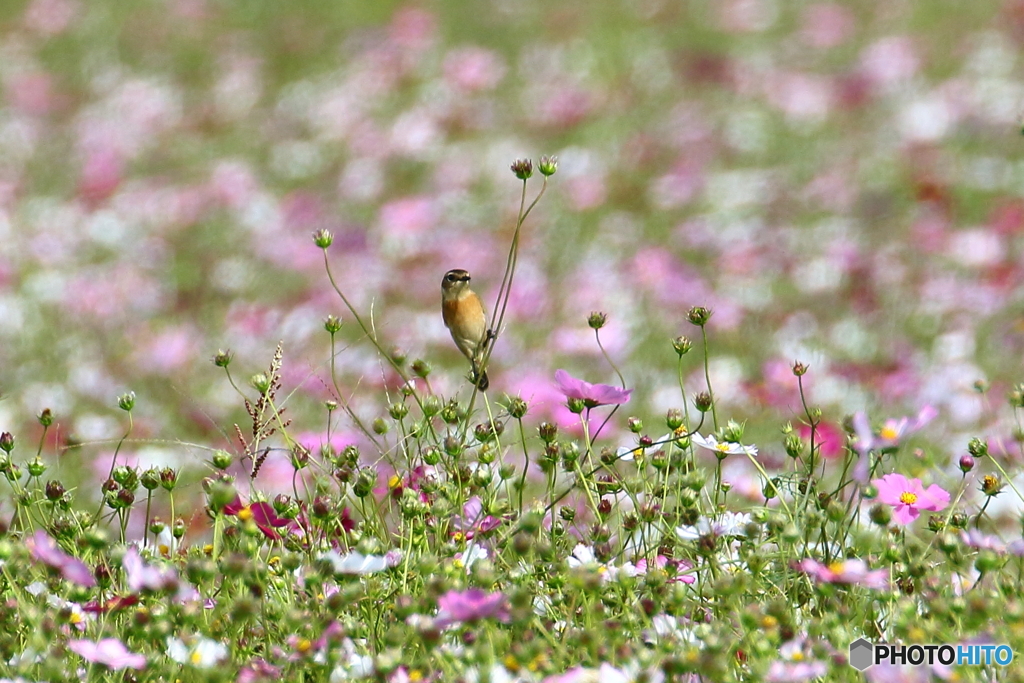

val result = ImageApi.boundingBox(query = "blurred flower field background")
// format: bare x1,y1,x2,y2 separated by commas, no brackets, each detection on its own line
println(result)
3,0,1024,498
3,0,1024,680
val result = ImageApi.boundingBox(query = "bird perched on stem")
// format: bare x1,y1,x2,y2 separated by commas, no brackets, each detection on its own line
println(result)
441,269,489,391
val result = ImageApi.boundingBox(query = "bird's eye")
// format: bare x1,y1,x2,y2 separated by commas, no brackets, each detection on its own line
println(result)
446,273,457,282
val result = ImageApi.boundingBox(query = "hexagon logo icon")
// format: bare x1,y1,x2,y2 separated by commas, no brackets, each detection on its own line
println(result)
849,638,874,671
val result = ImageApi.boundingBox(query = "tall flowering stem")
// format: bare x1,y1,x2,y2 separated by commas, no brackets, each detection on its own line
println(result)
319,245,437,447
461,160,551,438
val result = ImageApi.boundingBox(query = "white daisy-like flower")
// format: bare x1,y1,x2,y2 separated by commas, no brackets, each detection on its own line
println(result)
690,433,758,457
676,511,752,540
649,614,698,645
616,444,645,462
320,550,392,575
166,636,228,667
455,541,488,573
568,544,639,582
327,638,373,681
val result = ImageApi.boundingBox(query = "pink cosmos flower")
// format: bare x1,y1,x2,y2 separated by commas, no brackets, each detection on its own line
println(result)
851,406,937,483
796,558,889,589
237,658,281,683
435,589,509,628
122,547,197,601
554,369,632,408
67,638,146,670
26,530,96,588
635,555,697,585
872,473,950,525
452,496,502,539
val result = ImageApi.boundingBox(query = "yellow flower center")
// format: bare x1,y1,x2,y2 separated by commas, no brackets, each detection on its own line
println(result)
880,426,899,440
715,443,730,452
296,638,312,654
409,671,423,683
828,562,845,574
191,651,203,665
388,475,402,489
899,491,918,505
237,506,253,522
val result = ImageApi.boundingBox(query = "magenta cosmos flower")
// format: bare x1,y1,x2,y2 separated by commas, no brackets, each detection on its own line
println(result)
26,530,96,588
435,588,509,628
554,369,632,408
223,495,291,539
872,473,950,525
68,638,146,670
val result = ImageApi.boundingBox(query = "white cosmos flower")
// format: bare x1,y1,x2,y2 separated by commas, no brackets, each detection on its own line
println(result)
690,433,758,457
455,541,487,573
676,511,752,540
166,636,228,667
320,550,391,575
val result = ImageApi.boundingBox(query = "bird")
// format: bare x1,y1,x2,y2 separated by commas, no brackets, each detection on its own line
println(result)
441,268,489,391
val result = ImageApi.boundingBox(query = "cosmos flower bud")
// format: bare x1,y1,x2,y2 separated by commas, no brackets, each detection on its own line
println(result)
388,402,409,420
213,349,233,367
791,361,809,376
687,306,712,327
694,392,713,413
721,420,745,443
510,158,533,180
506,397,528,419
958,455,975,473
140,468,161,490
672,336,692,356
869,503,891,526
117,391,136,412
588,311,608,329
312,228,333,248
353,469,376,498
567,397,586,414
1010,384,1024,408
160,467,178,491
323,315,342,334
444,436,463,457
538,422,558,443
0,432,13,454
538,155,558,176
249,373,271,394
411,359,432,378
112,466,138,489
784,434,803,459
45,480,65,501
37,409,53,427
967,437,988,458
627,417,643,433
212,450,233,470
27,457,46,477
